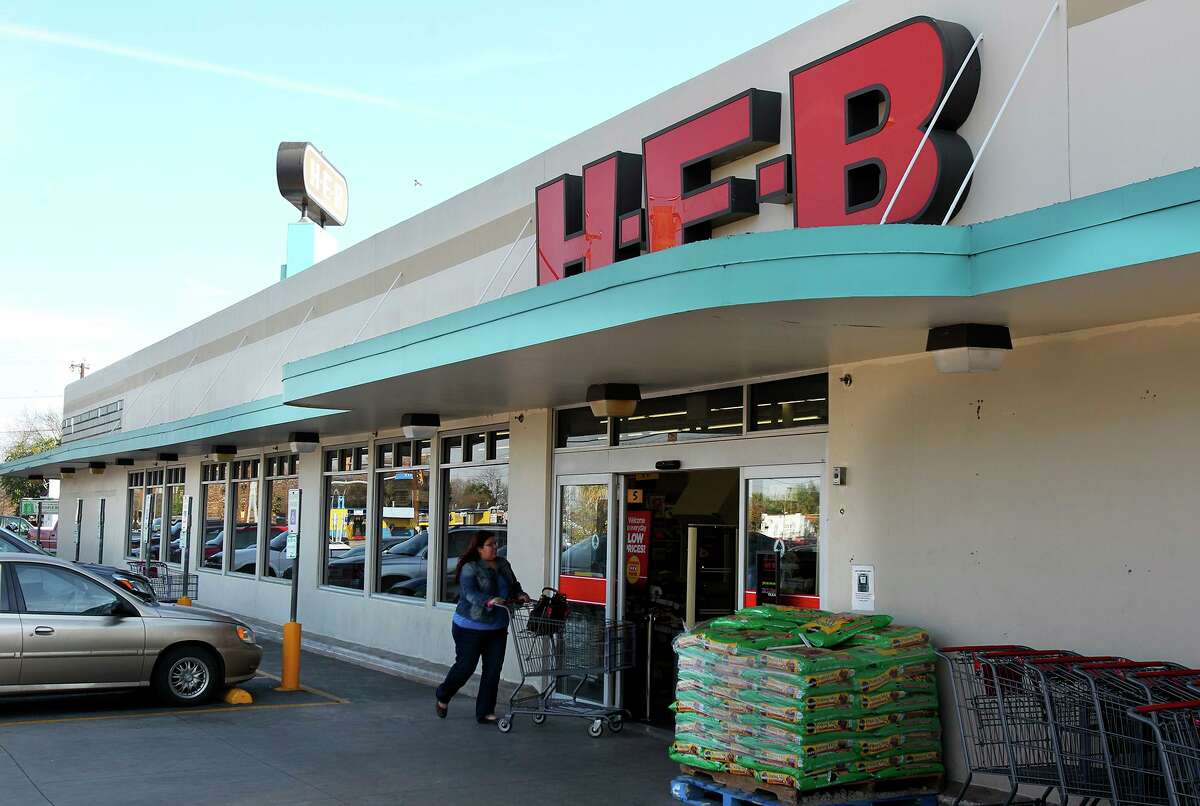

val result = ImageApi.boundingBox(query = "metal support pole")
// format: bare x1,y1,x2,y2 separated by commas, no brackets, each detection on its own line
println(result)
177,495,193,605
351,272,402,346
685,525,698,630
498,238,537,297
73,498,83,562
279,487,303,691
188,334,248,418
36,501,43,551
942,0,1060,225
477,216,532,304
97,498,106,564
880,31,984,225
251,305,315,401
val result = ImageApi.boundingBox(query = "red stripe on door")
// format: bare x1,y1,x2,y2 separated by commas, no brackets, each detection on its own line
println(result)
558,575,606,605
743,591,821,609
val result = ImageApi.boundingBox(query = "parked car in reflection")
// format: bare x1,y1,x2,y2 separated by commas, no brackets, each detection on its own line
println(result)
0,554,261,705
207,527,292,577
559,532,607,578
0,516,35,538
324,526,505,598
0,525,157,601
202,525,260,569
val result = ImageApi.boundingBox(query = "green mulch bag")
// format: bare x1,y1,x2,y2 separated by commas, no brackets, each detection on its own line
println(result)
738,665,857,696
857,749,943,777
734,735,858,774
752,765,872,792
848,644,937,668
855,661,937,693
735,712,859,742
857,709,940,733
859,689,939,714
675,640,758,667
672,693,748,720
755,646,868,675
699,626,815,655
668,750,726,773
856,731,942,758
790,612,894,648
846,625,931,650
674,711,731,738
672,732,740,764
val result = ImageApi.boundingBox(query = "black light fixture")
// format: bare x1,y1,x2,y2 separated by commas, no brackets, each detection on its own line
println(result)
926,324,1012,373
157,452,178,462
211,445,237,461
114,457,135,466
28,473,45,481
400,414,440,440
288,431,320,453
88,462,106,476
587,383,641,418
59,467,76,475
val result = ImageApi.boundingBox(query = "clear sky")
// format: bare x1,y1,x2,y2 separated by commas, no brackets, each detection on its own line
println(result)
0,0,844,440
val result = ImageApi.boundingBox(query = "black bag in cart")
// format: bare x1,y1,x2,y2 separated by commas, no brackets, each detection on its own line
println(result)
528,587,570,635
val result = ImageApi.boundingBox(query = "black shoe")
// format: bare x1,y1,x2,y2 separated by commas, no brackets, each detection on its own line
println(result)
436,700,448,719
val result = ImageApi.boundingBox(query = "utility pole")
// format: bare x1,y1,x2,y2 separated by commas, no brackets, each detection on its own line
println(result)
69,360,89,379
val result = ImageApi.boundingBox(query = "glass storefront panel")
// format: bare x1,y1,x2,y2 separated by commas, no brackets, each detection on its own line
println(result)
200,483,227,569
266,478,298,579
439,464,509,604
166,484,184,563
375,468,430,598
556,407,608,448
744,477,820,606
229,480,260,574
556,480,610,703
615,387,743,445
324,471,367,589
126,487,144,558
749,374,829,431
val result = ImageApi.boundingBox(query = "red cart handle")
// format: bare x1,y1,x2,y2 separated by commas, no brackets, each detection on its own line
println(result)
1081,661,1172,671
983,649,1069,659
1134,699,1200,714
1030,655,1121,666
941,645,1029,653
1134,669,1200,679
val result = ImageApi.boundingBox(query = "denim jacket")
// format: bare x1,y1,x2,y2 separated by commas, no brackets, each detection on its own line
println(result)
456,558,525,627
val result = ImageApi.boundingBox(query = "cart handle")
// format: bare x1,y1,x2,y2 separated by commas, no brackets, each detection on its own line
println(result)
940,645,1029,653
982,649,1069,659
1134,669,1200,679
1029,655,1121,666
1133,699,1200,714
1080,661,1172,671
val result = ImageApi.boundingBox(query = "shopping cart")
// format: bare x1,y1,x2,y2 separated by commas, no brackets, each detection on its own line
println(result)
128,560,199,601
497,601,635,738
1130,700,1200,806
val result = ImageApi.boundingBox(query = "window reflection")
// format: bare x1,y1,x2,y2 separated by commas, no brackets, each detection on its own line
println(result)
439,462,508,604
324,462,368,589
744,477,820,604
374,466,430,598
615,387,743,445
558,484,608,579
266,477,298,579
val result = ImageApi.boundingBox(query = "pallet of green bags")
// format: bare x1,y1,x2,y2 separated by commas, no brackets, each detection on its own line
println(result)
669,605,945,802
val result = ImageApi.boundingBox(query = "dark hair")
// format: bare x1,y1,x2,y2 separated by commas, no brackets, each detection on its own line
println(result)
454,531,497,582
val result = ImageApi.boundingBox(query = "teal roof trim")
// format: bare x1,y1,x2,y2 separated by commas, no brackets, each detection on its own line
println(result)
283,168,1200,404
0,396,345,475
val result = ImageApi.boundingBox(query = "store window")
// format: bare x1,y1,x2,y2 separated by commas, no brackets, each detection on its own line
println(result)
555,407,609,449
200,463,228,570
323,445,368,590
744,477,820,607
374,441,431,598
264,455,298,580
439,428,509,604
126,470,165,560
749,373,829,431
226,459,261,575
165,467,185,564
615,386,743,446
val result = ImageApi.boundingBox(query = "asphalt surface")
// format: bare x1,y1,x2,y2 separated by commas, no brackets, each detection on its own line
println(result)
0,638,678,805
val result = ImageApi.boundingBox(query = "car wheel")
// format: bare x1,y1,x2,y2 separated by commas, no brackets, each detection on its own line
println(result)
154,646,220,706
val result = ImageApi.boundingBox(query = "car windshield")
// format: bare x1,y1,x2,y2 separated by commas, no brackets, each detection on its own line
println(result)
0,527,50,555
387,531,428,556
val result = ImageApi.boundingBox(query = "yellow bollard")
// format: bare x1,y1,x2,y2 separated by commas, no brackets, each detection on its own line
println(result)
277,621,302,691
176,596,192,606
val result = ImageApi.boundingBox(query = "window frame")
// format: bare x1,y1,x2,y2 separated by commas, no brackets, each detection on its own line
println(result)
226,459,262,576
372,440,432,601
198,462,230,574
262,454,300,584
321,443,370,591
436,425,510,605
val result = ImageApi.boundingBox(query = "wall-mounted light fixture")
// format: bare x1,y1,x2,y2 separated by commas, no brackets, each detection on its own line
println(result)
114,457,135,466
211,445,237,462
926,324,1012,373
586,383,641,418
401,414,440,440
157,452,178,462
28,474,45,481
88,462,106,476
59,467,76,475
288,432,320,453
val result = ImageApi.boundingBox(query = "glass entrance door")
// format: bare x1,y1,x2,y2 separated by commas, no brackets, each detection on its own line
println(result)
741,465,824,609
553,475,614,703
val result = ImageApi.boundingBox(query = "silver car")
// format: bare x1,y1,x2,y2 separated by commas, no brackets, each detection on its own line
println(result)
0,553,261,706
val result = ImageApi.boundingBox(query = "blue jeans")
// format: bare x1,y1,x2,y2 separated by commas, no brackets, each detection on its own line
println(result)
436,624,507,720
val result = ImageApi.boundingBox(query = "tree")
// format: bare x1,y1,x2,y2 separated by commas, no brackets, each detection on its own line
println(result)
1,408,63,516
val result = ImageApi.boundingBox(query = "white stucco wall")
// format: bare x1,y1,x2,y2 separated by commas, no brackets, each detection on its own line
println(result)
826,313,1200,667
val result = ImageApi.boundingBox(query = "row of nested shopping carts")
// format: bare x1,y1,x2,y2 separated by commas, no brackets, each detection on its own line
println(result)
939,646,1200,806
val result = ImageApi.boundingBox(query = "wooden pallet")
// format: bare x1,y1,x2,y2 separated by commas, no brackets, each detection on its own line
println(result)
673,766,941,806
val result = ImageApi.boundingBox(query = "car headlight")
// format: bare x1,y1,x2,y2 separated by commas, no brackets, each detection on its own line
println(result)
235,625,255,644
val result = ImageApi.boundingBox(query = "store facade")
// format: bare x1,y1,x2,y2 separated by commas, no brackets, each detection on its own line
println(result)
5,0,1200,765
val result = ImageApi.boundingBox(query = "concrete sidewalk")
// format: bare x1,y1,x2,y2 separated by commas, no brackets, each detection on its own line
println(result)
0,638,678,805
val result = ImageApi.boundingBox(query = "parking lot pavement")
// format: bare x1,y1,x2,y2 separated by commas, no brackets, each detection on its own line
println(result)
0,637,679,806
